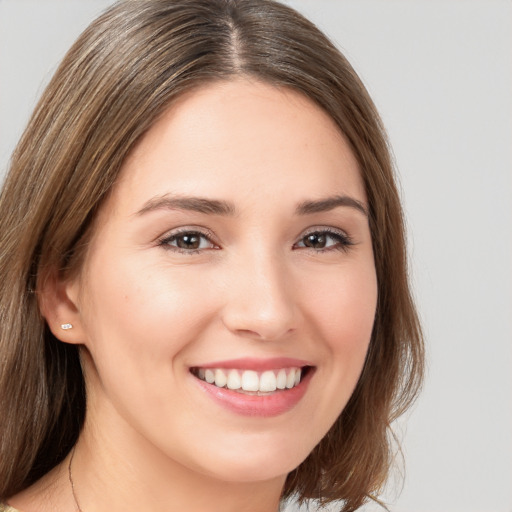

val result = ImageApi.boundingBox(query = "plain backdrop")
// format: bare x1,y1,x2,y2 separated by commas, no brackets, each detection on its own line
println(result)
0,1,511,511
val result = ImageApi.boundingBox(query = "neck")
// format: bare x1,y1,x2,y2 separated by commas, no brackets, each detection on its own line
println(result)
69,414,286,512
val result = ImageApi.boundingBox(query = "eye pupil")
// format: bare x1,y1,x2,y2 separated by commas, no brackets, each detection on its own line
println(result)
177,234,200,249
304,233,326,248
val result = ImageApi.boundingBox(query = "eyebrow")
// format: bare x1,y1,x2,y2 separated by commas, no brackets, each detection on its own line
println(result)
136,194,236,216
136,193,368,217
296,195,368,217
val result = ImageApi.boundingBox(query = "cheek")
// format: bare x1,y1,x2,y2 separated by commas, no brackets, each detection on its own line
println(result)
307,263,377,351
77,255,219,394
83,257,210,340
77,257,220,435
301,261,377,405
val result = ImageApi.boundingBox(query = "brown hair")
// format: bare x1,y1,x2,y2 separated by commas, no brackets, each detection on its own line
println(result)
0,0,424,510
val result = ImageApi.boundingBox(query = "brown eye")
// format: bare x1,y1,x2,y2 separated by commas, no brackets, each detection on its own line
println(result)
176,233,201,249
295,229,353,252
302,233,327,249
162,231,215,252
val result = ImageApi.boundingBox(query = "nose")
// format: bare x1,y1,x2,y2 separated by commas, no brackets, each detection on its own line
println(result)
221,250,298,341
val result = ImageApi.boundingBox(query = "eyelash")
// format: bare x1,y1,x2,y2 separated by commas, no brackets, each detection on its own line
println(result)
158,227,354,255
293,228,354,253
158,228,218,255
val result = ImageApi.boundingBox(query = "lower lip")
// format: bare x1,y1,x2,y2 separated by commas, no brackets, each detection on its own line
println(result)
193,368,314,417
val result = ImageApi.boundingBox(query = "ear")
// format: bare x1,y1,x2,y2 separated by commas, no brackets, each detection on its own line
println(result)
38,270,86,345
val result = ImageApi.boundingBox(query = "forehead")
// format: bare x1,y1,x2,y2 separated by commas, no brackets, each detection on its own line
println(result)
111,79,366,215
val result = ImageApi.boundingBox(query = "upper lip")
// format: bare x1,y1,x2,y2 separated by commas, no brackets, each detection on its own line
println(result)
191,357,312,371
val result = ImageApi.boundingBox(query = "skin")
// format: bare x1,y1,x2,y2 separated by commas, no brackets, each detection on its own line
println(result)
11,79,377,512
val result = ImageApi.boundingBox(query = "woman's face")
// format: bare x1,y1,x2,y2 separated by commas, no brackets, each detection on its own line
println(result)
70,79,377,483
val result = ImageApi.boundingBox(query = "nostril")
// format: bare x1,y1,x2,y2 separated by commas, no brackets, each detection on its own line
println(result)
232,327,296,342
220,285,297,341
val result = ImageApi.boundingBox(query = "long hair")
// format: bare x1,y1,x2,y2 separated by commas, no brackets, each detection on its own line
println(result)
0,1,424,510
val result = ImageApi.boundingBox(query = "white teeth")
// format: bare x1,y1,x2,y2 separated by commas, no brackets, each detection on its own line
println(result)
276,369,287,389
227,369,241,390
195,367,304,393
259,370,277,392
241,370,259,392
286,369,296,389
214,369,227,388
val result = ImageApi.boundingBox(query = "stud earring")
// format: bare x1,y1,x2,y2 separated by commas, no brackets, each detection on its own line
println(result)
61,323,73,330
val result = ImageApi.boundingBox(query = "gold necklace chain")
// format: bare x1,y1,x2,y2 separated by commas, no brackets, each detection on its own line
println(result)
68,447,84,512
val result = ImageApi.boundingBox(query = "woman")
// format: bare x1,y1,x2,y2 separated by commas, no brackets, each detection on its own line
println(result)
0,1,424,511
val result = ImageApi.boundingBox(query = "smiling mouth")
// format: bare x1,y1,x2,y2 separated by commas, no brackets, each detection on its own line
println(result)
190,366,313,394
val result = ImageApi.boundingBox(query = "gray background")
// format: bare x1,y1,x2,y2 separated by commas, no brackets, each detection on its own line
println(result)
1,1,511,511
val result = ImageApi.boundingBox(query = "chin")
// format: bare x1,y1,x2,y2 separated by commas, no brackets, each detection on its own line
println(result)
189,434,312,484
